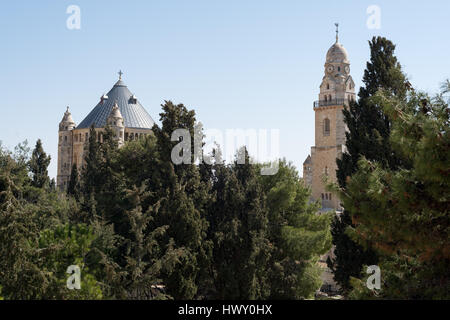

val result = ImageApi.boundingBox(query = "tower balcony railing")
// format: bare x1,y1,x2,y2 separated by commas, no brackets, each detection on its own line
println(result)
313,98,347,108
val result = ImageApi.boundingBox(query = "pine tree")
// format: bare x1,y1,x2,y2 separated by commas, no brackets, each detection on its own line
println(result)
29,139,51,189
341,83,450,299
260,160,333,299
329,37,409,291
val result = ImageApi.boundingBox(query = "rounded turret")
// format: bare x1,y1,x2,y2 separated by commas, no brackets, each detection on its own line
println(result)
59,106,76,131
107,101,125,145
318,27,356,105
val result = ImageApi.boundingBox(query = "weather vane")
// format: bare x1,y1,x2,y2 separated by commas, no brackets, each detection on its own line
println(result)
335,23,339,43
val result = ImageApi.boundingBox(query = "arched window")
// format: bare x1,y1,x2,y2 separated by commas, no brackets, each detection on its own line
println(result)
324,95,328,102
324,118,330,136
326,83,330,90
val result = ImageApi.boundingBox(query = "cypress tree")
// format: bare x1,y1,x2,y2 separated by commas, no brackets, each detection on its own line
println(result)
81,125,103,199
149,101,212,299
67,164,80,198
209,147,271,299
29,139,51,189
328,36,409,291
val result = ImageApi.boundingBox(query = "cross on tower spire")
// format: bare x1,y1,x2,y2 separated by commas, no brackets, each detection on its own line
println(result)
118,70,123,80
335,23,339,43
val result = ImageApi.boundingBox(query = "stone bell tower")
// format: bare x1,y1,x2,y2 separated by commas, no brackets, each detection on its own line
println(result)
57,107,76,190
306,24,356,211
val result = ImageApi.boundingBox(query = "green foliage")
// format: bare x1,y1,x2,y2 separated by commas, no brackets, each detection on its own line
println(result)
82,126,102,198
207,147,271,299
99,185,183,300
29,139,51,189
151,101,212,299
0,103,333,300
0,142,102,299
330,36,409,292
260,160,332,299
341,83,450,299
326,210,376,292
67,164,80,199
10,83,447,300
37,224,103,299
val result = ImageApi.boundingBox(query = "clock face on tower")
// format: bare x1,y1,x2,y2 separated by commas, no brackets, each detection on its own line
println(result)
327,65,334,73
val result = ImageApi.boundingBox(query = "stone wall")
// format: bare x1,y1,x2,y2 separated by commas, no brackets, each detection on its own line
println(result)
57,127,154,190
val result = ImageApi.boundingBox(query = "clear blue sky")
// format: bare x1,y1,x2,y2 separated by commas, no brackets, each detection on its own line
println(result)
0,0,448,178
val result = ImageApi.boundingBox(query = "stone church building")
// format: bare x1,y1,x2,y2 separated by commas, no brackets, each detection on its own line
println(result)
57,73,155,190
303,30,356,212
56,27,353,296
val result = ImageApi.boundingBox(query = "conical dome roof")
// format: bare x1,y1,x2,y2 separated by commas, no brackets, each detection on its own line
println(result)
108,102,123,119
77,78,155,129
326,42,349,64
60,107,75,125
